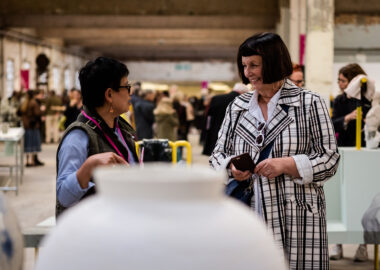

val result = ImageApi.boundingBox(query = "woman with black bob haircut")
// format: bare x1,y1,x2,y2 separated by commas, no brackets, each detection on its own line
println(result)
56,57,138,216
210,32,340,269
237,32,293,85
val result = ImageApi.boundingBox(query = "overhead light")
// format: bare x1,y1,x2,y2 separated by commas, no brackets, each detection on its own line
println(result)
142,82,169,91
208,82,230,92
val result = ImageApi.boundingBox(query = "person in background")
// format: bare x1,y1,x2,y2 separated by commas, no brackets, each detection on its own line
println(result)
202,82,250,156
188,96,203,131
20,90,45,166
1,91,22,127
330,63,375,262
56,57,137,216
64,88,82,129
127,81,143,129
183,94,195,137
289,63,304,88
172,91,188,141
153,97,179,141
45,90,62,143
332,63,373,148
61,89,70,106
210,32,340,269
35,90,47,145
134,89,155,140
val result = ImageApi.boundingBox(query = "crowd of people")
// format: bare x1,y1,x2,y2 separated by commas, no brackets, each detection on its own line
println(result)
0,74,219,165
0,87,87,166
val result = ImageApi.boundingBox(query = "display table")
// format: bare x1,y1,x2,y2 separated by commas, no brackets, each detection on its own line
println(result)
325,147,380,244
0,127,24,195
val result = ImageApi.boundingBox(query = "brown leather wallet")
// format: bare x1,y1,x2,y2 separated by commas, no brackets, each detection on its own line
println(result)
231,153,255,173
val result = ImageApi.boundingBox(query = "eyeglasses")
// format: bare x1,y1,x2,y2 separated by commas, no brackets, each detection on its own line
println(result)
118,84,132,94
255,122,266,146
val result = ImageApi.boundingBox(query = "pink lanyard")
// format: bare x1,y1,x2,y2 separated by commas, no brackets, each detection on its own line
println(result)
115,121,136,164
82,110,128,162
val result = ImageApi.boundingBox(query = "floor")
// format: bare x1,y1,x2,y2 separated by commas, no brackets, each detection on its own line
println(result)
0,130,377,270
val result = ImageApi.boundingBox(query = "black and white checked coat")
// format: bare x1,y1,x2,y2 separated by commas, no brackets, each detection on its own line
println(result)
210,81,340,270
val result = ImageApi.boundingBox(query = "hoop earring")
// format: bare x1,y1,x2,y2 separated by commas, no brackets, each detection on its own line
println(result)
109,104,114,113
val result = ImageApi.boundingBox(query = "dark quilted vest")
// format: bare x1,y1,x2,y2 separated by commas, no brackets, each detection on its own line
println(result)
55,111,137,217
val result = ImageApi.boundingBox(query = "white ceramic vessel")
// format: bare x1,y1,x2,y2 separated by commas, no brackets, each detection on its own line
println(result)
36,164,287,270
0,191,23,270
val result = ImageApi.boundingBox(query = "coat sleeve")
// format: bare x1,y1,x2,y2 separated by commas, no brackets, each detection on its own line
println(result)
209,103,234,177
308,94,340,185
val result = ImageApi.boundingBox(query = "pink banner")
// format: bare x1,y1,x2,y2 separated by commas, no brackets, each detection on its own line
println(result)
20,70,29,90
299,34,306,66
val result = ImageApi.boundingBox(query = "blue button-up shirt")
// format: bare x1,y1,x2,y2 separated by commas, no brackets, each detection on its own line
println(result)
57,128,136,207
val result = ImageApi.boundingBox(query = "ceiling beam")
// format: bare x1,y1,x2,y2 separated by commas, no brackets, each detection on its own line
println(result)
0,0,277,16
64,38,244,47
1,15,275,29
92,46,238,61
37,28,265,40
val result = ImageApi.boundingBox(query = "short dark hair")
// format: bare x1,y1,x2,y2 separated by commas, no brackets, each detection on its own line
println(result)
339,63,366,83
292,63,303,73
237,32,293,84
79,57,129,110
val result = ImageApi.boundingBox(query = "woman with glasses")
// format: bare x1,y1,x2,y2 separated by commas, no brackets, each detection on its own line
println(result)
56,57,138,216
210,33,340,269
332,63,372,147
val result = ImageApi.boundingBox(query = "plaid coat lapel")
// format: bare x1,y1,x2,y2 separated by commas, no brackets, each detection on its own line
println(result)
234,111,261,152
262,80,300,149
262,104,293,149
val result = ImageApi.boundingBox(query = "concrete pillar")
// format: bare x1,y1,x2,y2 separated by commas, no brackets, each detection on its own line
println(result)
304,0,334,100
276,0,290,48
289,0,306,65
0,36,3,98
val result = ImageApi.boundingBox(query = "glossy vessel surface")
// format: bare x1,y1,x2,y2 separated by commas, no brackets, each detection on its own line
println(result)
37,164,287,270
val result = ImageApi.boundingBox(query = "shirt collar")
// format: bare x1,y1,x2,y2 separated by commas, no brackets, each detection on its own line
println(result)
248,83,283,122
232,78,301,111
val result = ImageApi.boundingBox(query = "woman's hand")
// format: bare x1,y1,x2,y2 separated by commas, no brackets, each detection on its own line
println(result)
77,152,128,188
254,157,300,179
230,163,252,181
344,109,362,123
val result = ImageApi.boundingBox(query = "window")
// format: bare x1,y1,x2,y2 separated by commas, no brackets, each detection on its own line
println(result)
64,68,71,90
75,70,80,90
6,59,14,97
52,67,60,91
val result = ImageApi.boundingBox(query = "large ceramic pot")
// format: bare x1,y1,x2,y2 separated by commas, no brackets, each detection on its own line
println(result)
36,164,287,270
0,192,23,270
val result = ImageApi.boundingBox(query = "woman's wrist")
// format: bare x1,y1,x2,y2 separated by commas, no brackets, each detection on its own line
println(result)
281,157,300,178
76,158,95,189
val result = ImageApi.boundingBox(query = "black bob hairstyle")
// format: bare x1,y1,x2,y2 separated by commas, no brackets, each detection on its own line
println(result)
79,57,129,110
237,32,293,84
